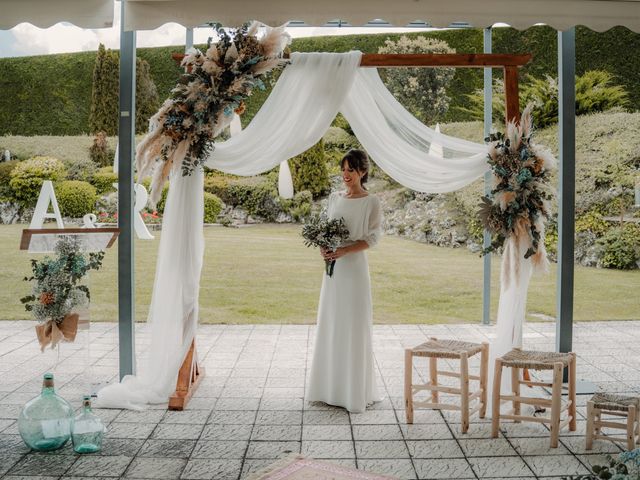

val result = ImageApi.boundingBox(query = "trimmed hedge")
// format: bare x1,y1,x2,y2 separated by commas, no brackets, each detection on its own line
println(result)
56,180,97,218
0,26,638,135
9,156,67,206
203,192,223,223
91,166,118,195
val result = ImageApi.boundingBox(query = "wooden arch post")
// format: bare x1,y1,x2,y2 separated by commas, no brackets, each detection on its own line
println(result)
168,51,531,410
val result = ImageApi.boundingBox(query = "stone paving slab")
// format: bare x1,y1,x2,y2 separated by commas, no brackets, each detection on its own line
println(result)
1,320,639,479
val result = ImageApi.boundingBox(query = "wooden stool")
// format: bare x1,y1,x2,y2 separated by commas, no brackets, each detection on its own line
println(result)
586,393,640,451
491,348,576,448
404,338,489,432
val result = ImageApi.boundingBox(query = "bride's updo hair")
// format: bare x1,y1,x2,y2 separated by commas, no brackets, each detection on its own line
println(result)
341,149,370,187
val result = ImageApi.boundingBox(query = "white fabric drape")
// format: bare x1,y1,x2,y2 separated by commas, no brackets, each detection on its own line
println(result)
208,52,363,174
96,168,204,410
98,51,532,410
207,51,489,192
488,235,534,407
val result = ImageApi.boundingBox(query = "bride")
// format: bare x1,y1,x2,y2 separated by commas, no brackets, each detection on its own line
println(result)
306,149,384,413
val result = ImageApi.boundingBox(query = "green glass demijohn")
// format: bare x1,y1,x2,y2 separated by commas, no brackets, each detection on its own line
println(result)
72,395,105,453
18,373,74,451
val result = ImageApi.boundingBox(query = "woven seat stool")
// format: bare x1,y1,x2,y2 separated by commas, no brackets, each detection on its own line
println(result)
491,348,576,448
586,393,640,451
404,338,489,432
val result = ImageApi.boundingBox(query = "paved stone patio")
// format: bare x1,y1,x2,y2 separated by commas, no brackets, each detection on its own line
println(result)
1,320,639,479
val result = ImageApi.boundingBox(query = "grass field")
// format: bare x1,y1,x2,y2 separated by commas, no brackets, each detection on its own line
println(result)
0,224,638,324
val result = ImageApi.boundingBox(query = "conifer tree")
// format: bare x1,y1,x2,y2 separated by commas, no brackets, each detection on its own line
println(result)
89,44,160,135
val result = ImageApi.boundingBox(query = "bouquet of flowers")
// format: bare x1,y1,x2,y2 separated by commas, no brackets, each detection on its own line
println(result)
136,21,290,204
21,236,104,351
301,214,350,277
477,105,556,268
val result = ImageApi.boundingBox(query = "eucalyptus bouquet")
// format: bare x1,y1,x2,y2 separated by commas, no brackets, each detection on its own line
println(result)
301,214,350,277
21,236,104,351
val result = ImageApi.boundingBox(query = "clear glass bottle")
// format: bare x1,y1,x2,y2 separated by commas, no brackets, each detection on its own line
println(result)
18,373,74,451
72,395,105,453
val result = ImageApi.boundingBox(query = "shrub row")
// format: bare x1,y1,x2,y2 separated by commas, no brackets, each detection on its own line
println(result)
203,172,314,222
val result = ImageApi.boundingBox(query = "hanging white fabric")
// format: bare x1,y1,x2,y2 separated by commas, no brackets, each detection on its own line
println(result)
208,52,363,174
207,51,489,192
96,168,204,410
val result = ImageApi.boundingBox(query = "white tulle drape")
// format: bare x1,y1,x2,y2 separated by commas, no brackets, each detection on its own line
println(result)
488,236,535,405
97,51,531,409
208,51,489,191
96,168,204,410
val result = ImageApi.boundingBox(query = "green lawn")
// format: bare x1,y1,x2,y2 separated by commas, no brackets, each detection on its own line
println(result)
1,224,638,324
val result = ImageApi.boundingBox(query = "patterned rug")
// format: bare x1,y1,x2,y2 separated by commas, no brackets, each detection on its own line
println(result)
244,455,398,480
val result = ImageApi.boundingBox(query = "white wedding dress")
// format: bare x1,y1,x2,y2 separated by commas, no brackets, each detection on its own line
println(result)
307,191,384,413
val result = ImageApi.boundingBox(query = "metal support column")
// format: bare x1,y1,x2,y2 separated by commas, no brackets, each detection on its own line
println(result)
118,0,137,380
186,27,194,51
556,28,575,356
482,27,492,325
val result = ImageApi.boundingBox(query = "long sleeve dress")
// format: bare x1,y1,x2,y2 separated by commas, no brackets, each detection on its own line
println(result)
306,191,384,413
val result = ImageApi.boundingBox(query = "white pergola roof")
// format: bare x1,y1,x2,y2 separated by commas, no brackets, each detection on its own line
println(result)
3,1,638,33
1,0,114,29
123,0,640,32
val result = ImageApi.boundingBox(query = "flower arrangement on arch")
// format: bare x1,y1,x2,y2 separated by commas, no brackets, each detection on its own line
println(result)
136,22,291,204
477,105,556,268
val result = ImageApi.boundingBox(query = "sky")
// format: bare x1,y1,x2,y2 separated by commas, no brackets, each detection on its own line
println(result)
0,3,436,58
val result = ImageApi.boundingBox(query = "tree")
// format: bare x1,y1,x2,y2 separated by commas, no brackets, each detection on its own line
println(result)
89,44,160,135
378,36,456,125
289,139,330,199
135,58,160,133
89,44,119,135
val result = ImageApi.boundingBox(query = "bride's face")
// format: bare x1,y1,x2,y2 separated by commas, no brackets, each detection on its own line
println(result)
341,163,364,189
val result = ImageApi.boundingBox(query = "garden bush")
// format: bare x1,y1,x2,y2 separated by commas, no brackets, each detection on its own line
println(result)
89,131,114,167
63,157,97,182
56,180,97,218
0,160,19,201
289,140,330,199
575,210,609,237
204,173,284,221
323,126,358,150
244,182,280,221
378,36,456,124
9,156,67,206
288,190,313,222
203,174,230,200
598,223,640,270
460,70,628,128
155,185,170,214
203,192,223,223
91,166,118,195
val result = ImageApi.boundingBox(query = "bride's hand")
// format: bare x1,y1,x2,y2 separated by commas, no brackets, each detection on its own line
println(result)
325,247,348,261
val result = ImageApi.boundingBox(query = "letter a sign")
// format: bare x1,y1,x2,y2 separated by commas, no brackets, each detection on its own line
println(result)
29,180,64,229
